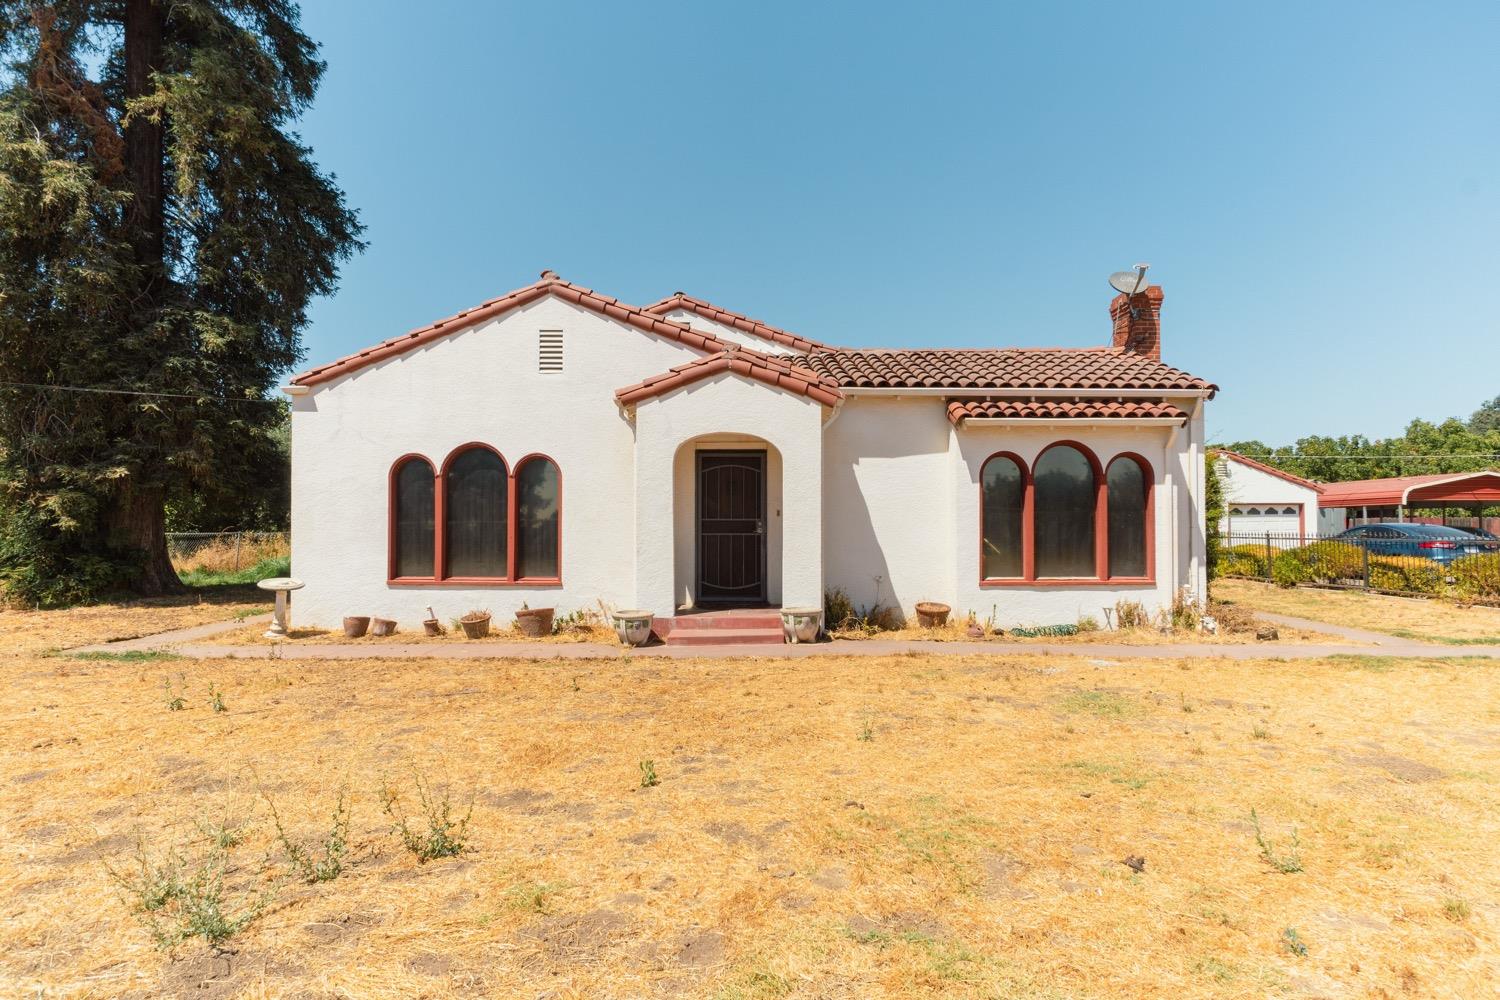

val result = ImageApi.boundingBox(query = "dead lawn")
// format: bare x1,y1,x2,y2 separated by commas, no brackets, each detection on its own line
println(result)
1,589,270,657
2,602,1497,998
1215,578,1500,645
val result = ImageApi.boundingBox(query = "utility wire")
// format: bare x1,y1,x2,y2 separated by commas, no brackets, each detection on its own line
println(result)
0,380,283,405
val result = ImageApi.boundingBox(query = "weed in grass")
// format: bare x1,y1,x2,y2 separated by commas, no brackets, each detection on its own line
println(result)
195,813,248,849
1193,956,1237,983
232,606,272,621
858,719,874,742
505,879,565,913
268,786,352,883
1061,690,1141,719
208,683,227,713
1251,809,1303,873
380,772,471,863
1252,725,1270,740
1063,759,1152,790
1442,896,1471,922
639,759,659,788
1180,693,1195,713
162,674,187,711
108,836,276,949
714,965,795,1000
1280,926,1308,956
70,649,185,662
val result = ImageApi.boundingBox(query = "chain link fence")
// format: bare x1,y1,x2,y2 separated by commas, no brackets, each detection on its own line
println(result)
167,532,289,574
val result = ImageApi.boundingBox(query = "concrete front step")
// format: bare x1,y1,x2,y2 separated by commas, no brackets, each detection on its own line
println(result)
664,626,785,646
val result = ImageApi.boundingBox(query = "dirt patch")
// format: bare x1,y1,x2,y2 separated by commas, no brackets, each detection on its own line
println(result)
980,853,1034,900
1348,753,1446,783
480,787,554,813
406,951,454,976
519,908,633,964
674,928,727,968
703,820,764,848
155,949,305,1000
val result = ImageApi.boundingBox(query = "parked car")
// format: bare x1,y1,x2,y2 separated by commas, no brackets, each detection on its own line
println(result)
1453,525,1500,541
1332,523,1500,565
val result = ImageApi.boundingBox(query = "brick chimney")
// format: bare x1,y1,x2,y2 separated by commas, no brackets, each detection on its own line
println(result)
1110,285,1164,360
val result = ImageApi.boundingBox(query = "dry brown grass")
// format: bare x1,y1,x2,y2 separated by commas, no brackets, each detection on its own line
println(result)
834,615,1332,646
170,535,289,575
3,602,1498,998
1216,578,1500,645
202,620,619,646
0,590,270,657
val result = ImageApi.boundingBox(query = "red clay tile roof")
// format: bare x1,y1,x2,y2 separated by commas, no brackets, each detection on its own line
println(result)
290,271,734,387
615,347,843,408
643,292,831,353
947,399,1188,425
805,348,1215,393
1211,450,1325,492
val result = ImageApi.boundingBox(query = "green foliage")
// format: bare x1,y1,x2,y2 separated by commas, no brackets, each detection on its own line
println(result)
1451,554,1500,600
1216,417,1500,484
1219,543,1271,578
68,649,183,662
1251,809,1303,873
1011,623,1078,637
109,836,274,949
1368,557,1445,596
178,555,290,587
639,759,659,787
1205,450,1225,579
269,786,352,884
1272,541,1364,587
1112,600,1149,629
1469,396,1500,436
380,772,471,863
0,4,362,603
163,674,187,711
1280,927,1308,957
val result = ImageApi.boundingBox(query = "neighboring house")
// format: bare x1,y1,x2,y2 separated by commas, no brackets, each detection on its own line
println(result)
284,271,1216,639
1211,450,1324,545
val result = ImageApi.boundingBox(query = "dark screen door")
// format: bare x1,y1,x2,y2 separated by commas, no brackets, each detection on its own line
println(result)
697,451,767,604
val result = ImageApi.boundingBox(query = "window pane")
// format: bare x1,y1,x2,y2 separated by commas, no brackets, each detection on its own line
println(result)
445,448,506,577
1107,457,1147,578
394,459,434,578
981,456,1023,578
516,458,560,579
1034,445,1096,577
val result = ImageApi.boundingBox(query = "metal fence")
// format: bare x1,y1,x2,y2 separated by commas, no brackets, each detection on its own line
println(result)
1219,529,1500,599
166,531,289,572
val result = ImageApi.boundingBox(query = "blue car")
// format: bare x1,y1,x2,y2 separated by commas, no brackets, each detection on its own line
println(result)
1333,523,1500,565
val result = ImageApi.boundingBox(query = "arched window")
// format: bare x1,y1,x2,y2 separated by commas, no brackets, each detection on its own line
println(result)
391,456,435,579
444,446,507,578
1107,456,1149,578
1033,444,1098,578
981,454,1025,579
515,456,561,580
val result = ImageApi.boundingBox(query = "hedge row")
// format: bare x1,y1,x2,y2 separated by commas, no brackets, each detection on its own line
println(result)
1218,539,1500,601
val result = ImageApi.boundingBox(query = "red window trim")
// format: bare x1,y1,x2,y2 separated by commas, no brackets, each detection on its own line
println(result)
979,442,1156,587
387,445,563,587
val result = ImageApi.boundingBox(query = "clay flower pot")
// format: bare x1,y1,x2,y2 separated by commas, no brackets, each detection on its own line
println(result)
459,613,491,639
515,607,555,638
342,616,370,639
370,617,398,637
422,619,444,637
915,602,951,628
611,610,654,647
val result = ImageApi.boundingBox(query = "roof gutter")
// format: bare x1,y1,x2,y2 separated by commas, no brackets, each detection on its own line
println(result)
956,417,1186,427
839,386,1215,399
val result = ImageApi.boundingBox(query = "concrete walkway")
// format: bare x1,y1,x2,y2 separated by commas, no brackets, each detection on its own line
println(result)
73,610,1500,660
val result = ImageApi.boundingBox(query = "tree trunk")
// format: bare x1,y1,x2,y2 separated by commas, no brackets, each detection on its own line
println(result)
123,0,165,276
108,481,182,594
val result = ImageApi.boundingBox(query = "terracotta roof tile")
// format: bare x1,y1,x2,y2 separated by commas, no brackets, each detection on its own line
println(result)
643,292,830,352
1211,450,1325,492
806,348,1215,393
616,346,843,408
947,399,1189,425
290,271,734,387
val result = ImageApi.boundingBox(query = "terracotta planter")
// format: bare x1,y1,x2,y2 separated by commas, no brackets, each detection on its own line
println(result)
515,607,554,639
459,614,491,640
915,602,951,628
422,619,443,637
370,617,398,637
780,607,823,644
342,616,370,638
611,610,654,647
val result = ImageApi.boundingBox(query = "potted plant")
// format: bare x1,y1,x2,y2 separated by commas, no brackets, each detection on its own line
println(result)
370,617,398,637
342,615,370,638
915,602,951,628
779,606,823,644
458,609,491,639
514,602,555,638
611,609,655,647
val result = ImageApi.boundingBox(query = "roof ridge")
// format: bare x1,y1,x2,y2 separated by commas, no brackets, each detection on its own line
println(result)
644,292,832,352
1210,449,1326,492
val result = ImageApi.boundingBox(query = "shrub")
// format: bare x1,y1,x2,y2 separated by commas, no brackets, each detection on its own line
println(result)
1220,543,1271,578
1113,600,1148,629
824,588,856,629
109,835,275,948
1451,553,1500,600
1369,557,1445,596
1272,540,1365,587
380,772,471,863
268,786,352,883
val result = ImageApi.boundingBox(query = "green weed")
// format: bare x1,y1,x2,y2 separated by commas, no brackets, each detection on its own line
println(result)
70,649,185,662
268,786,352,883
1280,926,1307,956
380,771,471,863
1061,690,1142,719
639,759,659,788
1251,809,1303,873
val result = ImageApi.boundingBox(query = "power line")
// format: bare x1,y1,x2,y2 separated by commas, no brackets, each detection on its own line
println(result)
1228,453,1498,460
0,380,283,405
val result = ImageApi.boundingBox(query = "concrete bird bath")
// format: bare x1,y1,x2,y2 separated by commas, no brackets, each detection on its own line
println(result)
256,576,305,639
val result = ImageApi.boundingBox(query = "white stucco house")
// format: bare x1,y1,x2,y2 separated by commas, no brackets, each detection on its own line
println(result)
1211,450,1325,545
284,270,1216,642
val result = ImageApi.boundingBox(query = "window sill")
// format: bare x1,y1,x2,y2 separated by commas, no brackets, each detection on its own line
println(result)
387,577,563,588
979,577,1155,588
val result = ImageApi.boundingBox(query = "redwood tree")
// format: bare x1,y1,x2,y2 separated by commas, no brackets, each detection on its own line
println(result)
0,1,361,604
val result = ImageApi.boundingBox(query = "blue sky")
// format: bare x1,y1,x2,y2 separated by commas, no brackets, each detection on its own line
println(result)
295,1,1498,445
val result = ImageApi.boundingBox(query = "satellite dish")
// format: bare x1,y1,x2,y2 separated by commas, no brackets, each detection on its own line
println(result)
1109,263,1151,296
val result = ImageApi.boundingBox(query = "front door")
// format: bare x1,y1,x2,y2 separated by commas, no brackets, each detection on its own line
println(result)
696,451,767,605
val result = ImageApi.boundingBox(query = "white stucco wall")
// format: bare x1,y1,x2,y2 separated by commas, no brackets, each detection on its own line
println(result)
289,294,705,628
633,372,825,616
1214,455,1319,543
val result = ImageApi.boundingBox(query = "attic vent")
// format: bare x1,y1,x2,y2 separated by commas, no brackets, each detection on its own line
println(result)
538,330,563,373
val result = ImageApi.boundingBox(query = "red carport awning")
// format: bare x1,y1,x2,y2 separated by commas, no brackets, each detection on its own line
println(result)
1317,471,1500,508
